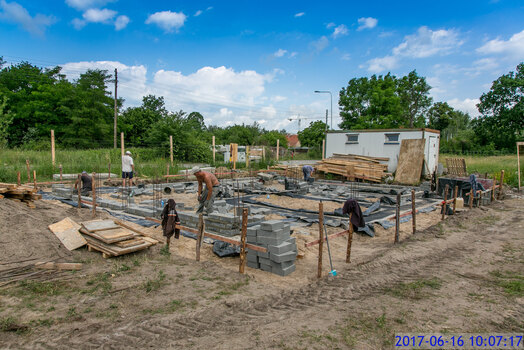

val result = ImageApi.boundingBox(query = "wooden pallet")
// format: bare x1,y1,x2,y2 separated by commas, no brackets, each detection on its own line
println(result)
446,158,467,177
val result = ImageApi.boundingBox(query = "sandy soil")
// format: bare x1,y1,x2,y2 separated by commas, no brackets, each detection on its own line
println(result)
254,195,354,213
1,196,523,349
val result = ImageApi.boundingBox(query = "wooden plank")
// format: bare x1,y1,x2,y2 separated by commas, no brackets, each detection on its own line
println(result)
35,262,83,271
394,139,425,185
83,235,152,256
81,219,120,232
305,228,349,247
79,227,136,244
48,217,87,251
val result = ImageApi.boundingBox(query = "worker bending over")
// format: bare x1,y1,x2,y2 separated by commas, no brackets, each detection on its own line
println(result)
190,166,220,215
74,171,92,196
302,165,315,182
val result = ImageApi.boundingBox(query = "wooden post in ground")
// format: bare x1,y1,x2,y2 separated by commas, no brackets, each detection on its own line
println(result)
212,135,216,164
322,139,325,160
394,193,401,243
196,213,204,261
33,170,37,189
452,185,458,214
317,202,324,278
276,139,280,162
166,163,170,176
346,213,353,263
17,172,21,186
120,132,124,157
442,184,449,220
411,189,416,234
91,172,96,218
478,190,483,207
26,159,30,182
51,129,55,167
246,146,250,168
469,188,474,209
262,146,265,160
491,178,496,202
518,142,522,192
77,174,82,212
59,164,63,181
498,170,505,200
169,135,173,165
108,163,111,180
239,208,248,273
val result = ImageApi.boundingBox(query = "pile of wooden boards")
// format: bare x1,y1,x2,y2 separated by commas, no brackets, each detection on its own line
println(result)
446,158,467,177
316,153,389,182
79,219,158,258
0,182,41,207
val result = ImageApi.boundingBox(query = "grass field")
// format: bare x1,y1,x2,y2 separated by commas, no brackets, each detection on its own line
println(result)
1,148,522,187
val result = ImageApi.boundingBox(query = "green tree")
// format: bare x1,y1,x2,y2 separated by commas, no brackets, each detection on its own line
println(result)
475,63,524,149
298,120,327,147
258,130,288,147
398,70,432,127
120,95,166,146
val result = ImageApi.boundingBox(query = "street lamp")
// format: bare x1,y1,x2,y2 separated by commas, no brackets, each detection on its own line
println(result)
314,90,332,129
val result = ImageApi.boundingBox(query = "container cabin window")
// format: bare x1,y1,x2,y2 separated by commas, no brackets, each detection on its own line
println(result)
346,134,359,144
385,133,399,144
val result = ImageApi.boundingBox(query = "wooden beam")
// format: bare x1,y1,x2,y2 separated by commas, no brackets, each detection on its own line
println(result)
239,208,248,273
196,214,204,261
212,135,216,164
35,262,82,271
51,129,55,166
394,193,400,243
305,228,349,247
169,135,173,165
452,185,458,214
317,202,323,278
26,159,30,183
276,139,280,162
346,213,353,263
498,170,504,200
77,174,81,212
411,189,416,234
442,184,449,220
120,132,124,157
91,172,96,218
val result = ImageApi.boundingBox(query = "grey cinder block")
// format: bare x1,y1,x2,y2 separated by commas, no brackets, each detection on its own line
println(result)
270,250,297,263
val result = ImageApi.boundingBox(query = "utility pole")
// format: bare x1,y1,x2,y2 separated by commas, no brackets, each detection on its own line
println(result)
114,68,118,149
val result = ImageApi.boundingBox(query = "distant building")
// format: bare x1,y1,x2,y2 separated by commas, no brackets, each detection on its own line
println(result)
286,134,301,148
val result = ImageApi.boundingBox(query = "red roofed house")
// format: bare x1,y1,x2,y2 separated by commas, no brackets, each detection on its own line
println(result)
286,134,301,148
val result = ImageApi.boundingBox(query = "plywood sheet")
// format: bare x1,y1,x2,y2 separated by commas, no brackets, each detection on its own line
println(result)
81,219,119,232
48,217,86,251
394,139,425,185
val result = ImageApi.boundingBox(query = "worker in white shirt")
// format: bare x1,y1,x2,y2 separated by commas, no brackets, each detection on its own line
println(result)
122,151,135,187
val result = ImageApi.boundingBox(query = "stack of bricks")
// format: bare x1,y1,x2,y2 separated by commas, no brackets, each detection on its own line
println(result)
246,220,297,276
177,211,265,237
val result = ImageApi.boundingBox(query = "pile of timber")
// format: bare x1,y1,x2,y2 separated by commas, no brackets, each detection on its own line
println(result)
79,219,158,258
0,183,41,206
316,153,389,183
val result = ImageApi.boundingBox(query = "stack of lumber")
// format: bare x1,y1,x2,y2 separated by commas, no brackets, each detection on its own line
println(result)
79,219,158,258
0,183,41,206
316,154,389,183
446,158,467,177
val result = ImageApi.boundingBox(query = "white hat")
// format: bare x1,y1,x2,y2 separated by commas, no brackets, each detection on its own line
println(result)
189,166,201,174
125,151,132,155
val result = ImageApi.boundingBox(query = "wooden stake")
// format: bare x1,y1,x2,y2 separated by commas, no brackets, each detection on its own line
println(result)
452,185,458,214
317,202,324,278
246,146,250,168
26,159,30,182
169,135,173,165
442,184,449,220
498,170,504,200
212,135,216,164
262,146,265,160
394,193,400,243
59,164,63,181
33,170,37,189
196,213,204,261
491,177,496,202
469,188,474,209
166,163,170,176
239,208,248,273
276,139,280,162
17,172,21,186
91,172,96,218
346,213,353,263
51,129,55,166
411,189,416,234
120,132,124,157
77,174,82,212
108,163,111,180
478,191,483,207
322,139,326,160
518,142,522,192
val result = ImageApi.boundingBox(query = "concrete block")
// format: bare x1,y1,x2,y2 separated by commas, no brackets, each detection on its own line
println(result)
247,253,258,263
270,250,297,263
272,264,295,276
247,261,260,269
270,260,295,270
257,235,286,246
268,241,296,255
247,225,260,237
286,237,296,246
249,214,265,222
257,228,290,241
260,220,285,231
259,263,272,273
256,250,270,259
135,208,155,217
247,236,257,244
258,257,271,265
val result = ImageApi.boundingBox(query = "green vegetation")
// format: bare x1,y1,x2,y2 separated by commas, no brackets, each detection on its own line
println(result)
385,278,442,300
143,270,167,293
490,270,524,297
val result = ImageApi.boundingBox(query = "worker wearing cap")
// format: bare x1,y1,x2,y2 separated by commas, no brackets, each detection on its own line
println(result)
74,171,92,196
191,166,220,215
122,151,135,187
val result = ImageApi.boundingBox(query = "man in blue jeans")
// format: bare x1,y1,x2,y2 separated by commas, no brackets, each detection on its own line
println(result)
302,165,315,182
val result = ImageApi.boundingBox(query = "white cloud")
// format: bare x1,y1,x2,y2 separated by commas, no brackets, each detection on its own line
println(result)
114,15,129,30
357,17,377,31
289,52,298,58
83,8,116,23
273,49,287,58
366,55,398,72
194,10,202,17
326,22,335,29
447,98,480,117
341,53,351,61
366,26,463,72
206,6,213,11
294,12,305,17
310,36,329,53
0,0,55,37
271,95,287,103
332,24,348,39
72,17,86,29
145,10,186,33
65,0,114,10
477,29,524,58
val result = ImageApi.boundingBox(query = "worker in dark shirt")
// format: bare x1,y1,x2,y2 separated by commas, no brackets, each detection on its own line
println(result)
74,171,92,196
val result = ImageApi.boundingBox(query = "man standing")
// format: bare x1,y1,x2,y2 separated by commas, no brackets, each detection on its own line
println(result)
190,166,220,215
302,165,315,182
122,150,135,187
74,171,92,196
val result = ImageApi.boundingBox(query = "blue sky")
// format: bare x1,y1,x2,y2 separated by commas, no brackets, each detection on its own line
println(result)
0,0,523,132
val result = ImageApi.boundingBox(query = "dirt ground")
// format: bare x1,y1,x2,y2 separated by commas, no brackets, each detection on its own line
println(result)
0,195,523,349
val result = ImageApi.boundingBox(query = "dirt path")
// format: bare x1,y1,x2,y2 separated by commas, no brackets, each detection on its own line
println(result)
1,198,523,349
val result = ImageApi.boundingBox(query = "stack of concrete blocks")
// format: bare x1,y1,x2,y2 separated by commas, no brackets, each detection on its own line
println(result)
246,220,297,276
177,211,265,237
51,184,72,199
